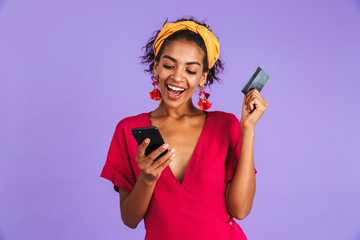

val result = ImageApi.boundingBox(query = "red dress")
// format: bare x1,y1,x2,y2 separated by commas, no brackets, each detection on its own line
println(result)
100,111,256,239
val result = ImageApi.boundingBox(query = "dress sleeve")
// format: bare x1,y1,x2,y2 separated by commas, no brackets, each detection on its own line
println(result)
100,121,136,193
225,114,257,184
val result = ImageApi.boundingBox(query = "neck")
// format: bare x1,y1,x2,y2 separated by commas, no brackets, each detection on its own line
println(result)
151,99,204,119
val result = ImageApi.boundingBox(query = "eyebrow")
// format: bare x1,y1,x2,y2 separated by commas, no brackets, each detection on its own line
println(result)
162,55,201,67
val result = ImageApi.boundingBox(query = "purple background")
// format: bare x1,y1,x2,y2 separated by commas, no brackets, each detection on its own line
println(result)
1,0,360,239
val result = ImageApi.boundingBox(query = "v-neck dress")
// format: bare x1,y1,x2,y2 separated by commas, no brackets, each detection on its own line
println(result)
100,111,255,240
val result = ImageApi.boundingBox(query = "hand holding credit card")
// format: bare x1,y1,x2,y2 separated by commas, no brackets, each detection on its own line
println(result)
241,67,269,114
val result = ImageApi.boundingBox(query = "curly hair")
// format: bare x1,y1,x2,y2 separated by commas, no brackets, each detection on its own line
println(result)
140,17,224,86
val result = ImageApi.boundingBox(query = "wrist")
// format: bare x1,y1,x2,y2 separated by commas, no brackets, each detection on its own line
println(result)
240,118,255,128
241,126,255,138
138,171,158,188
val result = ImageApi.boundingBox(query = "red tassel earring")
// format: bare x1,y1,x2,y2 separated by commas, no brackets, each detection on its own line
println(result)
198,85,212,110
149,75,162,101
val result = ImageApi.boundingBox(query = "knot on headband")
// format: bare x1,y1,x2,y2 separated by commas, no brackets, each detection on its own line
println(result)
153,21,220,69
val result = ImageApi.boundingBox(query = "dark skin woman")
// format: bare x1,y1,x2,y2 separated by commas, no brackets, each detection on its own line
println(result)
101,18,268,239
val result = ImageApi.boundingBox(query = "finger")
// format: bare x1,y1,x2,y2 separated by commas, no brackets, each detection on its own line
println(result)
152,148,175,170
154,150,175,173
245,88,259,98
147,143,170,161
155,156,174,175
244,94,251,111
245,91,257,106
245,95,256,112
245,92,266,111
246,89,264,101
242,95,248,110
137,138,150,158
249,95,260,110
249,97,267,113
244,90,267,114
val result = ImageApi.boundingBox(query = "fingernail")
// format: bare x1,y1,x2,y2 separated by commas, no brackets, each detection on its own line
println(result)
145,138,150,143
170,148,175,153
163,143,169,149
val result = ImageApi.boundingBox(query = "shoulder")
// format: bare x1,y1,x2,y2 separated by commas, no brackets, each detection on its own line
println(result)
208,111,241,142
205,111,241,143
206,111,241,137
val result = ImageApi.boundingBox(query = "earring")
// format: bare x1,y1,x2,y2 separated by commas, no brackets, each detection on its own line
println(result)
198,85,212,110
149,75,162,101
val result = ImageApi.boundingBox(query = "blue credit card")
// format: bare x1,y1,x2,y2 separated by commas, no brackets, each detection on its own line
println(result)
241,67,269,94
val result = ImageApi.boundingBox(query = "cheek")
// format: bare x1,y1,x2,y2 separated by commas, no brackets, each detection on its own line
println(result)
158,67,172,78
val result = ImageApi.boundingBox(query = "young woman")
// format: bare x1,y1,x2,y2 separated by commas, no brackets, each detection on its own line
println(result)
100,18,268,240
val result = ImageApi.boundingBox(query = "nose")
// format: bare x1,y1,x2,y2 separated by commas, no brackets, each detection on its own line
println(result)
173,66,184,82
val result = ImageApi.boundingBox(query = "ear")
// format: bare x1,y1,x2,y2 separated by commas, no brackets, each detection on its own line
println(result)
153,61,159,76
199,71,208,86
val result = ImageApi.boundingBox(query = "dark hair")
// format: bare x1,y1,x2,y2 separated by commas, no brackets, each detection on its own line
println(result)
140,17,224,86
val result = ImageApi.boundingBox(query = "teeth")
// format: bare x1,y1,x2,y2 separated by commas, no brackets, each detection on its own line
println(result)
167,85,185,91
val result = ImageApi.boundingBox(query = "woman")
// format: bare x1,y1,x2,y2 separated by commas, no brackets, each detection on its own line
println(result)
100,18,268,240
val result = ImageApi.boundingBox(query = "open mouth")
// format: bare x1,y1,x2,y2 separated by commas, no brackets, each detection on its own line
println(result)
166,84,186,99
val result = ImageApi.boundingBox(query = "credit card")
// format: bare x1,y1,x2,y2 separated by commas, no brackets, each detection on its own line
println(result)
241,67,269,94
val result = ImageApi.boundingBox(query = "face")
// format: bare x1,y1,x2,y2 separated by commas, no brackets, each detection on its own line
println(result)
153,39,208,109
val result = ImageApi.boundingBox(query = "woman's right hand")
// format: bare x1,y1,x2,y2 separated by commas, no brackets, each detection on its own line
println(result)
136,138,175,184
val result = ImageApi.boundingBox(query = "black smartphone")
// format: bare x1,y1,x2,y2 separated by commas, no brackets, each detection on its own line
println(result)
131,127,168,160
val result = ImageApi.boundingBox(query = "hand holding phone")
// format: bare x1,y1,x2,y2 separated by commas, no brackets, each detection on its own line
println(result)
131,127,169,160
131,127,175,182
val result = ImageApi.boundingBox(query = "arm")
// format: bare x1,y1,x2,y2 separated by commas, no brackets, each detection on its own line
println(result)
119,140,175,228
226,89,268,220
118,173,156,229
226,127,256,220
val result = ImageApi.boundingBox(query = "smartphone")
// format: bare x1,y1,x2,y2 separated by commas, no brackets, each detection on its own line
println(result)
131,127,168,160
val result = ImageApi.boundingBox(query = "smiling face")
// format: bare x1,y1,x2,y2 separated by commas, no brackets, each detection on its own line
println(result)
153,39,208,109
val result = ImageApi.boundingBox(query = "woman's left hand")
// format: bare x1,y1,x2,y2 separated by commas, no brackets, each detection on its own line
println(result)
240,89,268,129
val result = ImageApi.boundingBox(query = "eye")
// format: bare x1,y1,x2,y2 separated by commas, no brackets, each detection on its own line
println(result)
186,69,197,75
163,64,174,69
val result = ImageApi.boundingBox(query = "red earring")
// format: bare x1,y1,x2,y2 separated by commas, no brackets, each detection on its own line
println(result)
149,75,162,101
198,85,212,110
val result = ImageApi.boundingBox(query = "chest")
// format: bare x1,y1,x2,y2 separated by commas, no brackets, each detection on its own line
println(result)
151,116,206,183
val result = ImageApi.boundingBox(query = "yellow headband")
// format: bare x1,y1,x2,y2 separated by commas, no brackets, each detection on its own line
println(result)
153,21,220,69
